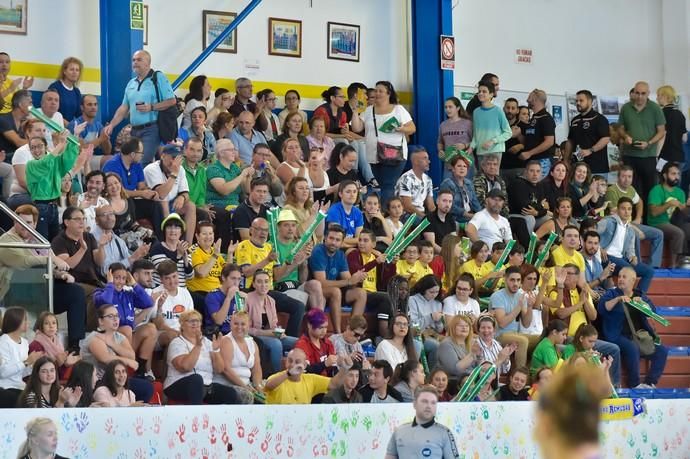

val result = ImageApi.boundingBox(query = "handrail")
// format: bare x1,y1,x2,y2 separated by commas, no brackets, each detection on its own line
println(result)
171,0,263,90
0,201,50,247
0,201,54,311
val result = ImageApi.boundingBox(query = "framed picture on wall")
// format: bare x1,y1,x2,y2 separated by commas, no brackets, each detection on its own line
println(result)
143,4,149,45
268,17,302,58
0,0,28,35
203,10,237,53
327,22,360,62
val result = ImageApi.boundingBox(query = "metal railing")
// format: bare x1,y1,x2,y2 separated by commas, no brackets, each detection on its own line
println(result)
0,201,54,311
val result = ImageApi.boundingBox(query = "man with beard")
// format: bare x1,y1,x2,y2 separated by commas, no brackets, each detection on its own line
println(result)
77,170,109,232
565,90,610,179
423,190,457,254
501,97,525,182
519,89,556,178
309,224,367,334
91,205,150,277
386,385,458,458
466,188,513,249
647,162,690,267
508,160,549,247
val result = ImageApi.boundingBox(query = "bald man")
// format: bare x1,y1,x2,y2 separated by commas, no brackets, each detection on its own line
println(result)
264,349,353,404
230,110,268,164
619,81,667,203
597,266,668,388
105,50,177,165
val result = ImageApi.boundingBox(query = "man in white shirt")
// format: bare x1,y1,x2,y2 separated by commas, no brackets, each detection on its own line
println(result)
394,147,436,217
466,188,513,248
77,170,108,232
144,143,196,243
150,259,193,348
36,89,63,149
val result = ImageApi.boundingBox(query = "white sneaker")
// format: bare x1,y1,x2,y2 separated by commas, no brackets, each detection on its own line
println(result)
144,370,156,381
634,384,653,389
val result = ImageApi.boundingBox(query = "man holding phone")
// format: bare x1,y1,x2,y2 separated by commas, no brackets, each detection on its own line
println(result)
104,50,176,166
618,81,666,204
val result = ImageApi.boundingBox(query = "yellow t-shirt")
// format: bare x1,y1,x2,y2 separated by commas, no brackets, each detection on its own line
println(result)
265,372,331,404
551,245,585,272
361,252,377,293
235,240,275,289
0,79,15,114
460,260,493,281
395,260,432,288
187,246,224,292
549,288,587,336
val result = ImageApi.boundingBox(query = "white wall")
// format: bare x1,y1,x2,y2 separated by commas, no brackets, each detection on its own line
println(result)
2,0,410,108
453,0,665,96
145,0,411,100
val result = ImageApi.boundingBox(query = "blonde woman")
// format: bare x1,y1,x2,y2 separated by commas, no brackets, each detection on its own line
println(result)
47,56,83,123
657,85,687,165
215,311,263,403
437,314,481,378
16,417,67,459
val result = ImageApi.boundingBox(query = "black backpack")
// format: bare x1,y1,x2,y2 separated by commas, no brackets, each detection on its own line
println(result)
151,70,179,143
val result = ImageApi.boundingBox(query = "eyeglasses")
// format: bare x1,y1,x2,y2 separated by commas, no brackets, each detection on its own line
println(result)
394,322,409,328
456,287,471,292
101,314,120,320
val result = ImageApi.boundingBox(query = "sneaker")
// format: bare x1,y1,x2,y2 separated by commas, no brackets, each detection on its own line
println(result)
633,383,653,389
143,370,156,381
367,179,381,191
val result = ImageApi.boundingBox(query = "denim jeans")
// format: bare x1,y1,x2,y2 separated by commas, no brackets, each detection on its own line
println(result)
35,202,60,241
633,223,664,268
614,336,668,387
351,139,375,183
607,255,654,293
594,339,621,386
253,334,298,375
131,123,161,166
372,161,407,206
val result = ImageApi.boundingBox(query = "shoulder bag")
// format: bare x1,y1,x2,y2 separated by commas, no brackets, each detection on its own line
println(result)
622,304,655,356
373,106,404,165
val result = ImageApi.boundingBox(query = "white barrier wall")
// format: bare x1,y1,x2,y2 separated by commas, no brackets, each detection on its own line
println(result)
0,400,687,458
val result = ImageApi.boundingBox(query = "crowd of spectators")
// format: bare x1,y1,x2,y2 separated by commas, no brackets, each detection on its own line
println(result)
0,49,687,407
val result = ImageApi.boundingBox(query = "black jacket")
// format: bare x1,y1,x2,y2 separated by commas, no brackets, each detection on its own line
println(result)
508,176,547,217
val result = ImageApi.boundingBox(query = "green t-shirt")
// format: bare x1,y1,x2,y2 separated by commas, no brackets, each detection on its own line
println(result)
618,101,666,158
183,162,207,206
561,343,576,360
605,183,640,212
275,239,299,283
205,160,242,208
530,337,561,376
26,141,79,200
647,184,686,226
